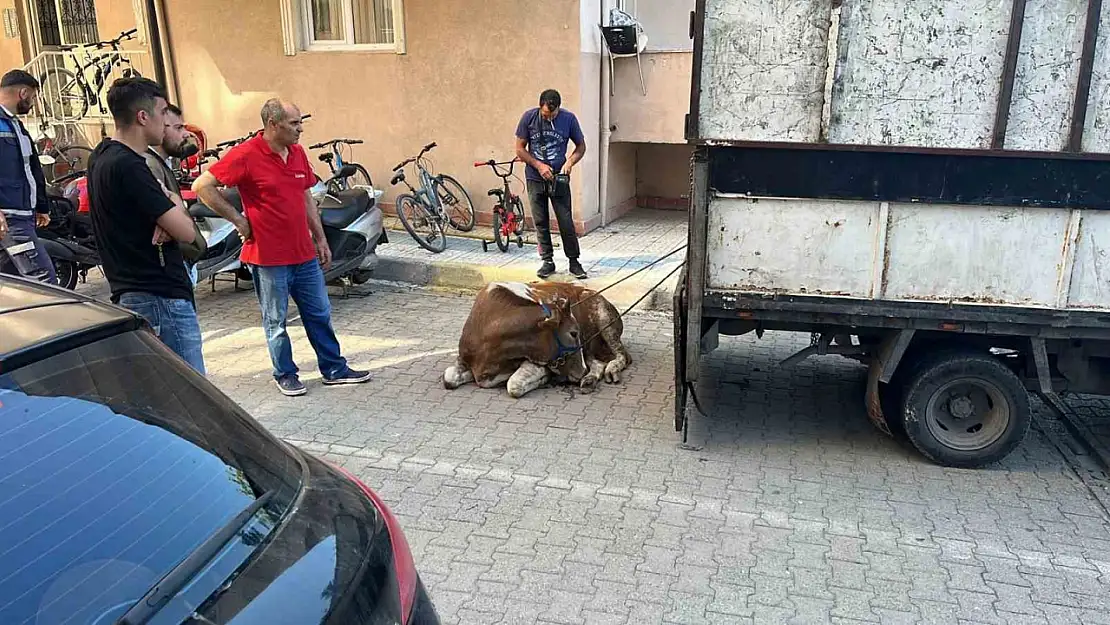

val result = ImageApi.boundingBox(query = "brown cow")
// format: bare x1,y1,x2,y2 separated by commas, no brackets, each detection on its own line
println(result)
443,281,631,397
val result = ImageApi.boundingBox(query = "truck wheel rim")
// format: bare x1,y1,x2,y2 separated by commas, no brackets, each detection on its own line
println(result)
924,378,1010,452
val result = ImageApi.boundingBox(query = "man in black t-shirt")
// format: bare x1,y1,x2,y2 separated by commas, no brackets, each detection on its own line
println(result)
87,77,207,374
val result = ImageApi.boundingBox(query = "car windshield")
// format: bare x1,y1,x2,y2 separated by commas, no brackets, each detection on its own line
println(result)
0,329,303,625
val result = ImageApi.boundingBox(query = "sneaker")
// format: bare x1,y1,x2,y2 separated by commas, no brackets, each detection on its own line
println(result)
276,374,307,397
568,260,588,279
537,260,556,279
323,366,373,386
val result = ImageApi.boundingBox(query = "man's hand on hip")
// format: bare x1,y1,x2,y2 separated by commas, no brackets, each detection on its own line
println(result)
561,163,574,176
234,216,252,242
316,241,332,269
35,213,50,228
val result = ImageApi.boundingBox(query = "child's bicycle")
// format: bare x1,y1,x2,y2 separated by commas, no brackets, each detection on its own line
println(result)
474,158,527,252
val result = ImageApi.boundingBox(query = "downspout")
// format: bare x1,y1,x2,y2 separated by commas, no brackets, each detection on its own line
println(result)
599,1,613,228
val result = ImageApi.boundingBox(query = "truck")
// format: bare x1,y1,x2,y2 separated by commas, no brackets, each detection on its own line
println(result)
674,0,1110,468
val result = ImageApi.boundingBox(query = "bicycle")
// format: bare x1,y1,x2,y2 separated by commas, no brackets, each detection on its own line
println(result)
34,128,93,185
389,142,476,253
39,28,141,122
474,158,527,252
309,138,372,194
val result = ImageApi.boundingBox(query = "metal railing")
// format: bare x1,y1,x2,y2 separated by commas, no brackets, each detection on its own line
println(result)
21,48,154,123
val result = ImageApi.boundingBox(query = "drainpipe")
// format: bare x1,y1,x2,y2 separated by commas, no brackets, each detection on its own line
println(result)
598,1,613,228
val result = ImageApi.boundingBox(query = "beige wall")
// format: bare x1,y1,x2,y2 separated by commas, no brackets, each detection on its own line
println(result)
635,142,692,200
609,51,691,144
94,0,137,42
163,0,592,229
606,141,636,208
0,0,26,69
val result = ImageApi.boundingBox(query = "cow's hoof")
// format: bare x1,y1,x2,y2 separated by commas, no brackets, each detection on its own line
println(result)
604,370,623,384
579,374,600,393
443,366,462,390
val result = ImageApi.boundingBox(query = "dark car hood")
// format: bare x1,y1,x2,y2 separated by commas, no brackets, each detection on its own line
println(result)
0,390,278,625
197,453,401,625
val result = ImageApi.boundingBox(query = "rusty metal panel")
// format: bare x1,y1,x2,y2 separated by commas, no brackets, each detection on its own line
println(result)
697,0,832,142
705,195,881,296
1007,0,1086,151
827,0,1012,149
882,204,1072,306
1081,0,1110,151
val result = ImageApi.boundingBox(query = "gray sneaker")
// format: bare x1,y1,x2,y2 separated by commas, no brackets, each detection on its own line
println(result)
323,367,373,386
537,261,556,279
568,259,587,279
276,374,307,396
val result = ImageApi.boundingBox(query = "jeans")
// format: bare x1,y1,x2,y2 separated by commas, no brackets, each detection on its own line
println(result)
251,259,346,379
526,180,580,261
118,292,206,374
0,214,56,284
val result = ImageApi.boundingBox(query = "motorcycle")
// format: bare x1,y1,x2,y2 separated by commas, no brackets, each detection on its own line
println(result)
36,168,100,290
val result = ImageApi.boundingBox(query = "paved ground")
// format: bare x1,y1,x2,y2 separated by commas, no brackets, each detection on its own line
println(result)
376,208,688,311
70,276,1110,624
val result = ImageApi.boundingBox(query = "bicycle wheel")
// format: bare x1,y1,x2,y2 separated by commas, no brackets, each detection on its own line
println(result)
40,69,89,122
395,194,446,253
509,196,526,236
433,174,476,232
50,145,92,182
493,208,509,253
346,163,373,189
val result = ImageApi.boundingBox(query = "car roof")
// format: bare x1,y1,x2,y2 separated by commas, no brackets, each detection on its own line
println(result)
0,275,141,371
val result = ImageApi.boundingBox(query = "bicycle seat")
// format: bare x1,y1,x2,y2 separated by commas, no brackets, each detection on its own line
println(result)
390,171,406,186
188,188,243,219
487,188,504,197
318,153,334,163
319,189,372,229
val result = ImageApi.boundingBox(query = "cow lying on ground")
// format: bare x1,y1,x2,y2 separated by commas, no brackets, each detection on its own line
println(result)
443,281,632,398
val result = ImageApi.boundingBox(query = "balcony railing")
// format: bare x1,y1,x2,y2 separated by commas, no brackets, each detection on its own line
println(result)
21,48,154,124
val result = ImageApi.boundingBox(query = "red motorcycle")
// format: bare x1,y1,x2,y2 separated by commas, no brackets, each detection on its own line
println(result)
474,158,526,252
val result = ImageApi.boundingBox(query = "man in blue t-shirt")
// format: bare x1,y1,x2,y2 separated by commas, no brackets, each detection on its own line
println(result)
515,89,588,279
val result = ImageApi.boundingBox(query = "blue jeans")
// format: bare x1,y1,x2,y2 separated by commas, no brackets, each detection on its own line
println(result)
1,214,56,284
251,260,346,379
118,292,206,374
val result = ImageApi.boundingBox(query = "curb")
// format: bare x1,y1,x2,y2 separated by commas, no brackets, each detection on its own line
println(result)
374,255,676,312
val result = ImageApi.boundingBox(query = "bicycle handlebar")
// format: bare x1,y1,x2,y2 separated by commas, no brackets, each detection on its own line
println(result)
392,141,438,172
308,138,364,149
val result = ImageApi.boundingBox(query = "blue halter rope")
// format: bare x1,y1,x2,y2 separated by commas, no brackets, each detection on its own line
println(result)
540,302,581,364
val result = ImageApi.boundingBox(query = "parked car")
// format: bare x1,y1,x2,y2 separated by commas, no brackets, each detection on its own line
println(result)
0,275,439,625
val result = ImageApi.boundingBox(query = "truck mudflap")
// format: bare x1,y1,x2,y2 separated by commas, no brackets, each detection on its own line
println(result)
864,329,916,437
673,267,689,433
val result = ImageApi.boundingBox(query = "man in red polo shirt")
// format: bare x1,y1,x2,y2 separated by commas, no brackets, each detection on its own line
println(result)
191,98,370,396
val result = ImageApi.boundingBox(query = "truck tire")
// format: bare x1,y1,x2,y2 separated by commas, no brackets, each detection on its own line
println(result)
900,350,1030,468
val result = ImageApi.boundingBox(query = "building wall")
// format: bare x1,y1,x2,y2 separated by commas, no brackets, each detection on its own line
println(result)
605,141,637,221
609,51,691,144
93,0,138,43
162,0,594,231
0,0,26,69
635,142,691,209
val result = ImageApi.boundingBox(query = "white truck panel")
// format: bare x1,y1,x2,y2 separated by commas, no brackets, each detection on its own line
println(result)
705,195,1106,310
697,0,1108,152
705,197,880,296
697,0,832,142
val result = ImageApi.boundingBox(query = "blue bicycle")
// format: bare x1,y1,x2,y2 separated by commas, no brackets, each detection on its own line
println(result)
309,138,373,195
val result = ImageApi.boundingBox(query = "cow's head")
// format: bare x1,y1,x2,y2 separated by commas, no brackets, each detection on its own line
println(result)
537,297,588,382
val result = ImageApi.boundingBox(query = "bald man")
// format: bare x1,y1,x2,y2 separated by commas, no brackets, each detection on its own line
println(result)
192,99,370,396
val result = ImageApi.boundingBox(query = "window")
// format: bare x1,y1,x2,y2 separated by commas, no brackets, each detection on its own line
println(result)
33,0,100,47
300,0,403,51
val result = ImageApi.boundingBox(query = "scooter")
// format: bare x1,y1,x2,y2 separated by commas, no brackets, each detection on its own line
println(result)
186,187,252,289
314,165,387,288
